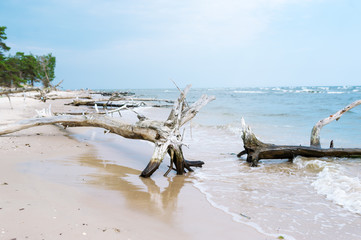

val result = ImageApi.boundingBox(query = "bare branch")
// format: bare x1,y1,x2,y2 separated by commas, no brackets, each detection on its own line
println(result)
310,99,361,147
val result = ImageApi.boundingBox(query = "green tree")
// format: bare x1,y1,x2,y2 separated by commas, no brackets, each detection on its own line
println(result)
0,26,10,57
24,54,39,86
14,52,39,86
0,59,8,87
0,26,57,88
3,53,26,87
0,26,11,87
36,53,56,88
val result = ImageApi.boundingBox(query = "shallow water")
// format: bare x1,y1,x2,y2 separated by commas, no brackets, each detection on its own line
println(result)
123,86,361,240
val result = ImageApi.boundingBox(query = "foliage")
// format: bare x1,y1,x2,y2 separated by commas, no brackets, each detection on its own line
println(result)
0,26,10,58
0,26,56,88
1,53,25,87
36,53,56,88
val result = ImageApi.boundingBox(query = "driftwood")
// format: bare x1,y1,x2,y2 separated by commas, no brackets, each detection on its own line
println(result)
0,87,41,95
92,90,135,97
68,97,174,107
239,100,361,166
125,97,174,103
310,99,361,147
1,87,92,103
67,100,171,109
0,87,62,102
0,87,41,109
0,85,215,177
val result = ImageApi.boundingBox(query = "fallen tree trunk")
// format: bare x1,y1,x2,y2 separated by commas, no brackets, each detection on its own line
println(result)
65,98,107,106
239,118,361,166
67,99,172,109
124,97,174,103
239,99,361,166
68,98,174,107
1,87,42,108
0,87,41,95
0,85,215,177
92,90,135,97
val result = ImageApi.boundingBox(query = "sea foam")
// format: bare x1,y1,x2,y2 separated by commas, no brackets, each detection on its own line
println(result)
312,164,361,214
295,158,361,214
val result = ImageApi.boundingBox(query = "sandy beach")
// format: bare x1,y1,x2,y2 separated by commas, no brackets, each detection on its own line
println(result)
0,93,269,240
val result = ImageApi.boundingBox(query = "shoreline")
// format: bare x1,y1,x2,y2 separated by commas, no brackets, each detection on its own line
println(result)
0,93,268,239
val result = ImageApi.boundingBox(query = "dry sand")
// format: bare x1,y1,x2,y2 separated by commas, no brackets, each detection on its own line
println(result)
0,94,269,240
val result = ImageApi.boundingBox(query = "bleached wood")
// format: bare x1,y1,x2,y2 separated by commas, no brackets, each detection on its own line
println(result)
0,86,215,177
0,87,41,95
69,97,173,106
180,95,216,126
310,99,361,147
0,115,159,141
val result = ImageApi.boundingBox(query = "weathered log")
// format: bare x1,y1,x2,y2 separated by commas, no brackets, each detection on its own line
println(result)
100,96,174,104
0,87,41,95
92,90,135,97
0,87,50,102
65,99,103,106
0,88,41,109
240,118,361,167
69,100,146,108
67,98,174,107
240,100,361,166
0,85,215,177
0,81,66,102
46,95,92,100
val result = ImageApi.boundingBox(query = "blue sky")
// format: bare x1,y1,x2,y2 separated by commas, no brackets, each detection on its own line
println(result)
0,0,360,89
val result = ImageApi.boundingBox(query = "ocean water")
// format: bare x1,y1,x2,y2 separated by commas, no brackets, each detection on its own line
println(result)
107,86,361,239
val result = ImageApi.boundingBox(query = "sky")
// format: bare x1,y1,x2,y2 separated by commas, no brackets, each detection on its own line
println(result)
0,0,360,89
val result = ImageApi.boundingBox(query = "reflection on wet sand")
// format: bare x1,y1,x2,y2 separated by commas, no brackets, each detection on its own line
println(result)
76,152,189,222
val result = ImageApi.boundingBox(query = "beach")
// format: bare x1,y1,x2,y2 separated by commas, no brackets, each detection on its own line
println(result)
0,93,268,240
1,0,360,238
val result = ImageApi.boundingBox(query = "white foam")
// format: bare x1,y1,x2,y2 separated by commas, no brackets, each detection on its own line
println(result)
312,164,361,214
327,91,344,94
295,157,361,214
233,90,264,94
294,157,328,171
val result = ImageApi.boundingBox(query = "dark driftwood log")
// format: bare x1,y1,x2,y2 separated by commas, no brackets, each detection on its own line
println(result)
67,99,172,109
0,85,215,177
239,118,361,167
68,97,174,107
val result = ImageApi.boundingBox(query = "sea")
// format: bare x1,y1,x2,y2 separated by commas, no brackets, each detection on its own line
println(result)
110,85,361,240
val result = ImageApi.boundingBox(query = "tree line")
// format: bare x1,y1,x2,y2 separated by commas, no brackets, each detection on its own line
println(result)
0,26,56,88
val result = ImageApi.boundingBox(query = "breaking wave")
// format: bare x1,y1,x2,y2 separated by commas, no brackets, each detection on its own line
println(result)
295,158,361,214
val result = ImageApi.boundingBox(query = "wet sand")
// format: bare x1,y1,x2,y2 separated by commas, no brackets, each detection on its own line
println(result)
0,94,269,239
